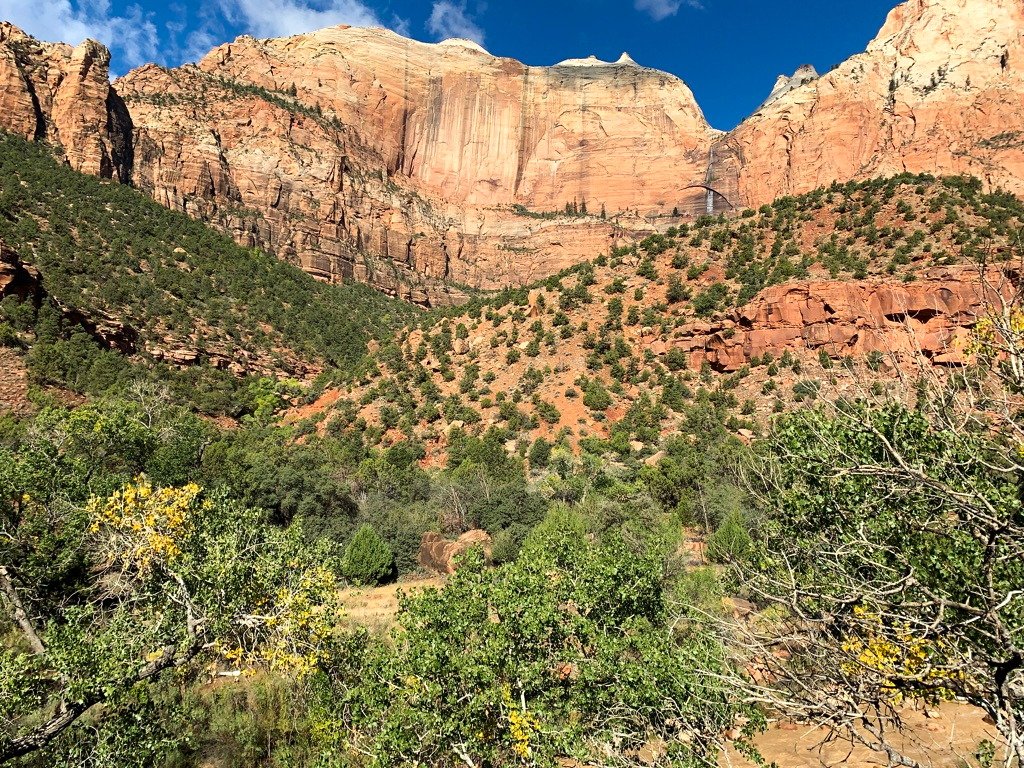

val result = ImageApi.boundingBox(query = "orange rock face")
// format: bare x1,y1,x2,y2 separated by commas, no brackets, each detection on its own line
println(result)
0,22,131,181
671,267,995,372
112,30,713,303
418,529,492,574
725,0,1024,205
2,0,1024,301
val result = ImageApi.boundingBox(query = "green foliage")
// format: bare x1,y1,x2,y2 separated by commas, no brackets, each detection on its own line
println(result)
642,402,751,528
582,378,612,412
528,437,553,469
0,133,414,406
692,283,730,317
341,524,395,586
666,274,688,304
706,509,753,563
0,475,342,764
316,526,753,766
748,399,1024,756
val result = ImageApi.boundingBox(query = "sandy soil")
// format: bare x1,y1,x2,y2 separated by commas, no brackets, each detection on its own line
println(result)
737,702,998,768
338,577,444,634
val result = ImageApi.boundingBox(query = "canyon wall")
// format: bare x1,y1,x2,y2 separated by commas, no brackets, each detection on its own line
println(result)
1,0,1023,303
725,0,1024,206
0,22,132,182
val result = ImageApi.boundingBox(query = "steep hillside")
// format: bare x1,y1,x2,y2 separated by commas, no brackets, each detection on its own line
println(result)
0,133,415,409
2,0,1023,304
306,174,1021,461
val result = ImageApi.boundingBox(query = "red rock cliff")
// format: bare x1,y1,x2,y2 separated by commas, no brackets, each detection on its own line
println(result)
1,0,1024,302
0,22,132,181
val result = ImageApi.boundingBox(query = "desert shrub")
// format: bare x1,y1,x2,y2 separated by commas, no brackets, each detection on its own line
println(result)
582,379,612,411
706,509,753,563
315,526,757,766
340,524,395,585
528,437,552,469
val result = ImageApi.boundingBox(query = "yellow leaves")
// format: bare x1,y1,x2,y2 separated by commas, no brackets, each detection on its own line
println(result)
87,476,201,574
221,565,344,678
501,683,541,761
969,309,1024,359
841,606,959,704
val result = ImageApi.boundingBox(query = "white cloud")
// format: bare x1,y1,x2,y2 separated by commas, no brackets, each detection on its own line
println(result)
633,0,701,21
217,0,386,38
427,1,484,44
181,25,222,62
3,0,159,67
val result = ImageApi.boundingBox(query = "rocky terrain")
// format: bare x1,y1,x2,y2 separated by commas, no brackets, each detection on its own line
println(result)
724,0,1024,208
1,0,1023,305
294,174,1022,461
0,22,132,181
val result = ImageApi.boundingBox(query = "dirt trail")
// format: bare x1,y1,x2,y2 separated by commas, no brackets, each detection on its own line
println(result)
736,702,998,768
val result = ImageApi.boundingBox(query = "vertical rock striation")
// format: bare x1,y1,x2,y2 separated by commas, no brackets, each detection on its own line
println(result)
0,22,131,181
1,0,1024,303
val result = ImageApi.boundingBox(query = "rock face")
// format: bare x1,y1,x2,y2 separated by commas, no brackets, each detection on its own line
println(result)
759,64,819,109
0,240,40,300
112,30,711,302
725,0,1024,206
671,267,996,372
0,22,131,181
1,0,1024,302
418,530,492,574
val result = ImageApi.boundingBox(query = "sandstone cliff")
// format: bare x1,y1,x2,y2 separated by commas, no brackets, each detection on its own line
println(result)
1,0,1023,303
725,0,1024,205
0,22,132,181
113,30,713,302
674,268,991,372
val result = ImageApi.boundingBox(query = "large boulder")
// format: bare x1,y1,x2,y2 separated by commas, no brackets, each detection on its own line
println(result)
418,529,492,574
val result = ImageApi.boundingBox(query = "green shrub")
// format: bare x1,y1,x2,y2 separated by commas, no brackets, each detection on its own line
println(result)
528,437,552,469
583,379,612,411
315,531,756,766
340,524,395,585
706,510,753,563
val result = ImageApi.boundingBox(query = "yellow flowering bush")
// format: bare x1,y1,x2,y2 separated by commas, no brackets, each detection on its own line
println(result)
88,476,207,573
502,684,541,761
86,476,344,678
256,565,342,676
841,607,959,704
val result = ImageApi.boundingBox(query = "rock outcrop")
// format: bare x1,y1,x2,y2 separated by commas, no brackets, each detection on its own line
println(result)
418,530,492,574
0,22,131,181
726,0,1024,205
0,240,40,300
1,0,1024,303
670,267,996,372
759,64,819,109
112,28,711,302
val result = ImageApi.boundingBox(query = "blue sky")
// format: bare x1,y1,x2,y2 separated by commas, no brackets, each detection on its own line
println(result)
3,0,898,129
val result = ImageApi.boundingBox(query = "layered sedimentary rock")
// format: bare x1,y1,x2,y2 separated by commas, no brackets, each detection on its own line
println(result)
0,22,131,181
179,31,712,211
113,30,712,302
725,0,1024,205
671,267,996,372
2,0,1024,303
